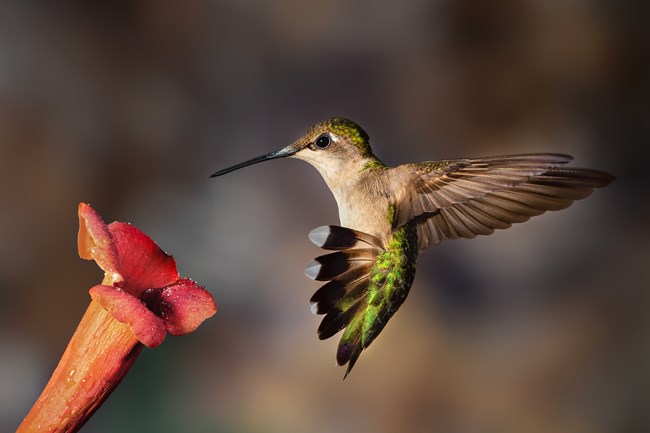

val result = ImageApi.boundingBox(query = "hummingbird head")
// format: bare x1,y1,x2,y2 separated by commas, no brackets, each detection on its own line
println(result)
210,117,376,178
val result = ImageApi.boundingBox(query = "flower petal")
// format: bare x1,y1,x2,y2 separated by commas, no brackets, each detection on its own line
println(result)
159,279,217,336
90,285,166,348
107,222,179,297
78,203,122,284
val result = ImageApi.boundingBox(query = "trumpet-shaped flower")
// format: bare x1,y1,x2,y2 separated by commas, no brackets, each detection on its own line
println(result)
17,203,216,433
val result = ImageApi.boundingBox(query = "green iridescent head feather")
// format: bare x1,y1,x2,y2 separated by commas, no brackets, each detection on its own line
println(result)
323,117,374,159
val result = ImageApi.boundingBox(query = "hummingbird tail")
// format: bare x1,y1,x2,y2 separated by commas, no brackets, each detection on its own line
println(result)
306,225,419,378
306,226,379,341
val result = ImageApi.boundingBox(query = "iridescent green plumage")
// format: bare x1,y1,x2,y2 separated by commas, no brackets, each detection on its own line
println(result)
323,118,373,158
307,223,418,377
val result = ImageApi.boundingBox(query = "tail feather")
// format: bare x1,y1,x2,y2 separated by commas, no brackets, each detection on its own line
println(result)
308,225,383,250
306,224,418,378
317,297,365,340
338,315,365,378
310,274,370,315
305,249,377,281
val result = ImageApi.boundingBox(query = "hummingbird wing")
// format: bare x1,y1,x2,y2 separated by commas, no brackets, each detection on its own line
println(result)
389,153,615,250
306,225,418,378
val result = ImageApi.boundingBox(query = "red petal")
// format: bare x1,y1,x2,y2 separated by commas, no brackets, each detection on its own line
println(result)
77,203,122,284
107,222,179,297
90,285,166,348
159,279,217,336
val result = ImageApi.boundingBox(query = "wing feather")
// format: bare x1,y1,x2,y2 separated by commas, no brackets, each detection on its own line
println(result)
390,153,615,250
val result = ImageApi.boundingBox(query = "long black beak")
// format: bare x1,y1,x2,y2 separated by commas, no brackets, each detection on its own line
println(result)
210,146,298,178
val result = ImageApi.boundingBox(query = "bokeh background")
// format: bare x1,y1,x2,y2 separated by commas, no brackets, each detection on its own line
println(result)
1,1,646,432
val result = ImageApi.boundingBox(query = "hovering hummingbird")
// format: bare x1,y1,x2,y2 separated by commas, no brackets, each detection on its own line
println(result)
211,117,615,377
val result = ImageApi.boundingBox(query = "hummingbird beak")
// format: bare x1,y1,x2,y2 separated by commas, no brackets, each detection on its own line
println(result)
210,145,300,177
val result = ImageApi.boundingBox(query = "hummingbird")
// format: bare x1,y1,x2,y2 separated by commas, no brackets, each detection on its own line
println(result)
211,117,615,377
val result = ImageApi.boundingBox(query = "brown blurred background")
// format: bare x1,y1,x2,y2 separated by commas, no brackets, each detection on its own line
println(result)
1,1,646,432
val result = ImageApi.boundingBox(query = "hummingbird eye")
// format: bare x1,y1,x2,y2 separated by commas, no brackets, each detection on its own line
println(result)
315,134,331,149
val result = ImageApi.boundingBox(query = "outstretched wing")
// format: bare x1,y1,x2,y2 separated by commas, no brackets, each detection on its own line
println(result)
389,153,615,250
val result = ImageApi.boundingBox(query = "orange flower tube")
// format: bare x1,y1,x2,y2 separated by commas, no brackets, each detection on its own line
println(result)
17,203,216,433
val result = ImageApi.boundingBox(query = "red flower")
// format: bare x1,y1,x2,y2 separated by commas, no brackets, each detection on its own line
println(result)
79,203,216,347
17,203,216,433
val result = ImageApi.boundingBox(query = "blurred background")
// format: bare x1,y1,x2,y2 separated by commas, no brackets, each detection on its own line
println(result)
0,1,646,432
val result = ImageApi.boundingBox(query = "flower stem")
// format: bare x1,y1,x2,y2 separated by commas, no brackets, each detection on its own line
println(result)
17,300,143,433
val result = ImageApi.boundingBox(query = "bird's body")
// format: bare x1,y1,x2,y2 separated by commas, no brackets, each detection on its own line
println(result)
212,117,615,377
303,154,393,243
